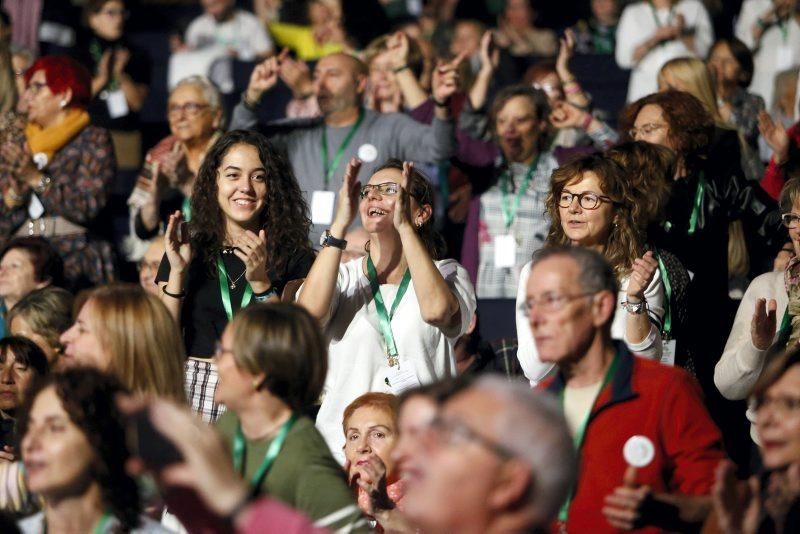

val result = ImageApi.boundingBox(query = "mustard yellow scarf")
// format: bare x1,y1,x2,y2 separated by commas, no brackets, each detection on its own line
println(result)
25,109,90,169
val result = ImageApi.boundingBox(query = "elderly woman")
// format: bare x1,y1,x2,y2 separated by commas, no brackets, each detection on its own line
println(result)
342,392,411,532
298,158,475,461
17,368,169,532
7,286,73,368
211,303,365,532
125,75,223,260
514,154,665,384
0,55,116,289
0,236,64,339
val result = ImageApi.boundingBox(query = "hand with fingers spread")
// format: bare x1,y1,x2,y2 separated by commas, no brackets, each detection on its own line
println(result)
164,211,192,274
751,297,778,350
392,161,415,231
245,48,290,105
602,466,652,530
626,251,658,303
331,158,363,238
233,229,271,292
711,460,760,534
432,53,465,104
758,111,791,165
556,29,576,78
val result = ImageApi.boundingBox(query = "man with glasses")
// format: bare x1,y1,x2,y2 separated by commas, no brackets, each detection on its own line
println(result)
527,245,725,532
399,375,576,533
230,51,458,245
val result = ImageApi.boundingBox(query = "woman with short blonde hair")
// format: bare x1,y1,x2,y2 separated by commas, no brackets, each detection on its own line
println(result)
60,284,185,400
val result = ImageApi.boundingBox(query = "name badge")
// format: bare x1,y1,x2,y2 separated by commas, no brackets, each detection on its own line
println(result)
106,89,130,119
660,339,676,366
386,359,421,396
776,44,794,72
493,234,517,268
311,190,336,225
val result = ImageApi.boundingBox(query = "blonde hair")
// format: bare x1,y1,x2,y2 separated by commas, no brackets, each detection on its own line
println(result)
659,57,724,124
84,284,185,401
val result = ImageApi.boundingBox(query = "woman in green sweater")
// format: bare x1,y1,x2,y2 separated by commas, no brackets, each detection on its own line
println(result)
213,303,368,532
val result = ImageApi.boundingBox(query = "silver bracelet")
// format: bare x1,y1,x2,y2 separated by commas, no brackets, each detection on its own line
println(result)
620,299,647,315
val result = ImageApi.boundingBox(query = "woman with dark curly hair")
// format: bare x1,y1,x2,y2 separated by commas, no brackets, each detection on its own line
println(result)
16,368,168,533
157,129,314,420
514,154,665,384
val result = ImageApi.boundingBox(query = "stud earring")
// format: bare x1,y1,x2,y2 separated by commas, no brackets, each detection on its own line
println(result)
59,100,67,108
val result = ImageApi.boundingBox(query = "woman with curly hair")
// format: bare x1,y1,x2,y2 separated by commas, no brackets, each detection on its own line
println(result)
157,129,314,420
16,368,168,533
514,154,665,384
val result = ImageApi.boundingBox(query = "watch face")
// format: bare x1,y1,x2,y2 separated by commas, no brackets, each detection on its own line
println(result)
319,232,327,247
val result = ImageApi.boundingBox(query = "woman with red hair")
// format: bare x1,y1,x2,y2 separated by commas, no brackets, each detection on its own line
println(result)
0,55,116,289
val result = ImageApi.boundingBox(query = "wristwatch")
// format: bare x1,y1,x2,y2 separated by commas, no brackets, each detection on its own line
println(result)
621,299,647,315
320,230,347,250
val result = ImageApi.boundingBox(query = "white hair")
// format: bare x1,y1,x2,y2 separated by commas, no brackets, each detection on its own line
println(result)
473,375,576,527
171,75,223,112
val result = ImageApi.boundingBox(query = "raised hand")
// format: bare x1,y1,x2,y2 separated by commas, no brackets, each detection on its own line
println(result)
164,211,192,274
233,229,271,292
392,161,415,231
278,54,313,99
432,53,465,104
751,297,778,350
758,111,791,164
626,251,658,303
556,29,576,77
113,47,131,78
549,101,591,130
331,158,362,236
478,30,500,75
245,48,289,104
384,31,410,70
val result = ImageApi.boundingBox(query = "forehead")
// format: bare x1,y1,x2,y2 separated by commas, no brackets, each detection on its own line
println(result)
170,84,205,103
2,248,33,264
565,171,605,192
768,365,800,395
316,54,356,74
528,256,580,294
30,386,65,418
368,167,401,185
499,96,535,117
29,69,46,83
220,143,263,167
347,405,395,428
635,104,664,124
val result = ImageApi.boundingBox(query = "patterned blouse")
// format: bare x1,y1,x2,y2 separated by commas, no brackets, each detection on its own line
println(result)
0,115,117,289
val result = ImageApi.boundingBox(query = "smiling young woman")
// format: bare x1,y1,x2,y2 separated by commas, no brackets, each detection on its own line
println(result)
156,129,314,421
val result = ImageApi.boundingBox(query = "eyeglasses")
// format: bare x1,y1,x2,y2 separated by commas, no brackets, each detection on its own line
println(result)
167,102,210,117
25,81,48,95
782,213,800,229
136,260,160,273
558,191,615,210
755,394,800,416
628,123,666,139
428,414,515,459
360,182,399,199
525,291,595,314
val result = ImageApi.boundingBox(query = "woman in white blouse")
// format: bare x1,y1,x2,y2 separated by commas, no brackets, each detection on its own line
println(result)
297,158,476,461
616,0,714,102
515,154,664,384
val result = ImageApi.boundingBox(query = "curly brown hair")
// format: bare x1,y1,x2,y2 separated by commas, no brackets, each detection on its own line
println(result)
188,130,313,276
545,154,643,276
607,141,677,230
618,90,714,157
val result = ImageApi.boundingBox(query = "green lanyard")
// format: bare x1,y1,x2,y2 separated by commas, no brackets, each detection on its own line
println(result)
233,414,297,491
656,253,672,337
777,308,792,347
321,109,365,189
366,254,411,362
499,156,539,229
648,0,675,28
687,173,705,236
216,254,253,321
89,40,119,92
181,197,192,221
44,511,112,534
557,354,621,525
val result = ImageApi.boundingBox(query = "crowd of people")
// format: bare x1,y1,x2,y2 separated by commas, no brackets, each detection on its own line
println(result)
0,0,799,532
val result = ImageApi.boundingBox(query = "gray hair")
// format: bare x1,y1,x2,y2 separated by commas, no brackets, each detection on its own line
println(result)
532,245,619,297
473,376,576,527
171,75,223,112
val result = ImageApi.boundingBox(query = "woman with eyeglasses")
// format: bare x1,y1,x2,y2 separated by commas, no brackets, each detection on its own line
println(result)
717,178,800,449
0,55,116,289
157,129,314,421
711,346,800,532
297,158,476,462
514,154,665,384
125,76,223,261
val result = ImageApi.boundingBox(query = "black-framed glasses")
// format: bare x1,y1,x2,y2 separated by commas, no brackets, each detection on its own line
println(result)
428,414,515,460
525,291,596,314
167,102,210,117
558,191,615,210
782,213,800,229
360,182,399,199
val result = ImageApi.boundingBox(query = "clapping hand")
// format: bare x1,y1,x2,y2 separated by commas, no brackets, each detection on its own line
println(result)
758,111,791,165
164,211,192,274
233,229,271,292
711,460,760,534
626,251,658,303
331,158,362,237
556,29,576,77
353,454,395,516
392,161,415,231
751,298,778,350
478,30,499,75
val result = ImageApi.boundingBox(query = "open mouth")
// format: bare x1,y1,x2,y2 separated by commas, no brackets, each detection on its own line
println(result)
233,198,255,207
368,208,387,217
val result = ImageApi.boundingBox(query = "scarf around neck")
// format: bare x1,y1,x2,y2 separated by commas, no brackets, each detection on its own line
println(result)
25,108,90,169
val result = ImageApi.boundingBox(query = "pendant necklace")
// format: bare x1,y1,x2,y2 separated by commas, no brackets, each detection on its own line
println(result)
220,248,246,289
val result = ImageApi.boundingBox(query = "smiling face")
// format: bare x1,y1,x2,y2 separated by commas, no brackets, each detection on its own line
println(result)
495,95,543,164
0,347,36,411
558,171,615,249
359,167,426,234
0,248,47,307
167,83,219,144
756,365,800,469
21,386,96,498
368,51,400,102
59,300,110,372
344,405,398,482
216,143,268,232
